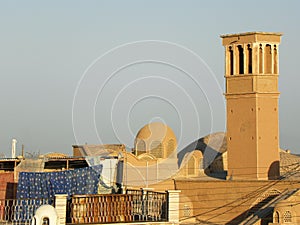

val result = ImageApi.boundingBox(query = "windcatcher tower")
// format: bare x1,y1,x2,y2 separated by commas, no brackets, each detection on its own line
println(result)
221,32,282,180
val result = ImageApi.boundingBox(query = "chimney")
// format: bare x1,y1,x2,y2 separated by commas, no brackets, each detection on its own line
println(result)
11,139,17,158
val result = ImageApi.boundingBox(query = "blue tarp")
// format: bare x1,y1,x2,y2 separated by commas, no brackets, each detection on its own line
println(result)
17,165,103,199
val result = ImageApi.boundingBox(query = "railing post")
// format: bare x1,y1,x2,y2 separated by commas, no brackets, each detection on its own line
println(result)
167,190,181,224
142,188,153,220
55,194,68,225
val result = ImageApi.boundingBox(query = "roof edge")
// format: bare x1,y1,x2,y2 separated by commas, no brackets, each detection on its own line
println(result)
220,31,283,38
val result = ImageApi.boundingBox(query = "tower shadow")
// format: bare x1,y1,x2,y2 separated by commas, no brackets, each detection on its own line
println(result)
177,133,227,179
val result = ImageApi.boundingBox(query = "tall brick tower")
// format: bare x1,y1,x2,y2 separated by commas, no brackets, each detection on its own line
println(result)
221,32,282,180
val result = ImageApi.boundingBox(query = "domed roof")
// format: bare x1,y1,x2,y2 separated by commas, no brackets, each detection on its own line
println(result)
136,122,177,143
134,122,177,158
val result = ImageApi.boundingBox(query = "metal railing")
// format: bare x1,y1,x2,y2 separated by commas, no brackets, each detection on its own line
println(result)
0,198,54,225
126,189,168,222
68,189,168,224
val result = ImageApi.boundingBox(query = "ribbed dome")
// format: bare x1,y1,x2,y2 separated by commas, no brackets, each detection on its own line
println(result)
134,122,177,158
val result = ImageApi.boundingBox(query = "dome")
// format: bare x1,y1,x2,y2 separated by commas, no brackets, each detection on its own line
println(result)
134,122,177,158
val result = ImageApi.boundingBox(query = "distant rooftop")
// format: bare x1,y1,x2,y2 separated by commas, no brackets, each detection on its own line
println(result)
73,144,125,157
220,31,283,38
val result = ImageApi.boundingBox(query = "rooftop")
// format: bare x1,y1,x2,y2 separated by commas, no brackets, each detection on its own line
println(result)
220,31,283,38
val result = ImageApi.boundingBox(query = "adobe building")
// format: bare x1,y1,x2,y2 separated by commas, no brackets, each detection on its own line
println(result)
270,189,300,224
122,32,300,224
2,31,300,225
221,32,282,180
31,32,300,224
66,30,300,224
73,122,179,188
172,32,300,224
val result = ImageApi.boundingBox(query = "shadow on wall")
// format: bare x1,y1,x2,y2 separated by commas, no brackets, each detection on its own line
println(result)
225,195,275,225
177,133,227,179
268,161,280,180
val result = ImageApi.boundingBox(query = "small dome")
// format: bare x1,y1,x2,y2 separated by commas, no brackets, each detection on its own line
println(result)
134,122,177,158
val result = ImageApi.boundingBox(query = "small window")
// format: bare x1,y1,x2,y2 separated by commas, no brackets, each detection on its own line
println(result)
42,217,50,225
166,139,175,157
283,210,292,223
188,156,196,176
150,141,163,158
136,139,146,153
183,204,191,217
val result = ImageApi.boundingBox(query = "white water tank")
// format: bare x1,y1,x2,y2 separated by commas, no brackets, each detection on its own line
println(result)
31,205,59,225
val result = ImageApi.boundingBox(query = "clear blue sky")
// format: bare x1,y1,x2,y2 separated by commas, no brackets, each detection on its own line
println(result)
0,0,299,156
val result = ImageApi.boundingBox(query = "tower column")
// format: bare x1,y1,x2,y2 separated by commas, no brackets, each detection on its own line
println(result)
252,43,259,74
271,45,274,74
274,45,279,74
234,45,239,75
243,43,247,74
225,46,232,75
259,44,264,74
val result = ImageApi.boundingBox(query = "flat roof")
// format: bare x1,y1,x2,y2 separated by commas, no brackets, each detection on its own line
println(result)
220,31,283,38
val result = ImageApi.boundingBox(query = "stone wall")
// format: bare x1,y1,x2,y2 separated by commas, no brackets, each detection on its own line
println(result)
175,179,300,224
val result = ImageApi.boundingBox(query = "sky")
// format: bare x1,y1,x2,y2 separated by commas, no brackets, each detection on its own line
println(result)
0,0,300,157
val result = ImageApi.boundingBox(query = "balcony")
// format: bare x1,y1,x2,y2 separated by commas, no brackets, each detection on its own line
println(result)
68,189,168,224
0,189,180,225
